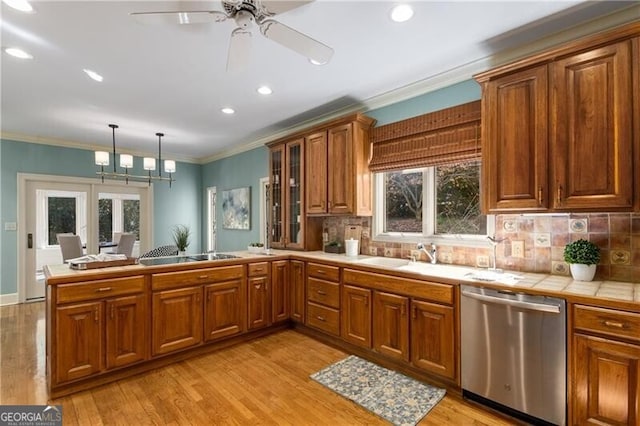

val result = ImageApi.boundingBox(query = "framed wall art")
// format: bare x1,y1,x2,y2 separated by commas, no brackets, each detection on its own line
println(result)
222,187,250,230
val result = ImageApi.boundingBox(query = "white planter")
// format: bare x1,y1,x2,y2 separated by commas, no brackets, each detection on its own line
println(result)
178,250,186,256
569,263,597,281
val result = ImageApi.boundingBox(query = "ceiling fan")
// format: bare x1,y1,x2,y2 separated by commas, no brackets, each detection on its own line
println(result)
130,0,334,72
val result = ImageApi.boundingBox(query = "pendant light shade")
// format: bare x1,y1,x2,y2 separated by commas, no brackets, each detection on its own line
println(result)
94,124,175,186
95,151,109,166
119,154,133,169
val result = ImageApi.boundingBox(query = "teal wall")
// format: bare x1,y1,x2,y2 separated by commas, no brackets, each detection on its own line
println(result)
0,139,201,296
1,78,480,297
366,80,481,125
201,146,269,251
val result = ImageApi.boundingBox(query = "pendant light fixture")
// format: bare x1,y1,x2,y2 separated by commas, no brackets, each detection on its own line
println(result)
95,124,176,186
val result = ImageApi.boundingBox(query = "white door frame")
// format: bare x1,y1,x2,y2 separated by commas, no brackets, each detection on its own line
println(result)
17,173,154,303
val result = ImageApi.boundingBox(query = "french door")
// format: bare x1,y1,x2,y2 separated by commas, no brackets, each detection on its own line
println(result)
19,174,152,301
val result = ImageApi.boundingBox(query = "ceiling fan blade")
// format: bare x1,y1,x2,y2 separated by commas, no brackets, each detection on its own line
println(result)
260,19,333,64
130,11,228,25
227,28,252,72
260,0,313,15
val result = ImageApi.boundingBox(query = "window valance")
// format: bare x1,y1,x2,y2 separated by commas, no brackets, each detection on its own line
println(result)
369,100,481,172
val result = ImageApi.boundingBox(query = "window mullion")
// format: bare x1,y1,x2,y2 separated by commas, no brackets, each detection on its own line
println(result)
424,168,435,236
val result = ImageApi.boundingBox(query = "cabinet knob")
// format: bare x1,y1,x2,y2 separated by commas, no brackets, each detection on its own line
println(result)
96,287,112,292
316,315,326,322
94,308,99,323
602,320,626,329
556,185,563,204
537,187,543,206
316,290,326,295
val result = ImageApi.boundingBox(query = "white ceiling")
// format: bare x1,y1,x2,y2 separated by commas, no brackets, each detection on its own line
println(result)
1,1,637,163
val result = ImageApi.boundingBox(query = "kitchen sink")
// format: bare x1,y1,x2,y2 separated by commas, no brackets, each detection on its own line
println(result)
354,257,410,268
396,262,472,279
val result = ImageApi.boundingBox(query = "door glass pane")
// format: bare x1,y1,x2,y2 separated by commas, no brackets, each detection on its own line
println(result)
48,197,76,245
99,198,113,242
288,143,301,244
271,149,282,244
123,199,140,240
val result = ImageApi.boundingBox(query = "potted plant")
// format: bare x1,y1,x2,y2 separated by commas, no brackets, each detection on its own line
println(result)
563,239,600,281
248,242,264,253
172,225,191,255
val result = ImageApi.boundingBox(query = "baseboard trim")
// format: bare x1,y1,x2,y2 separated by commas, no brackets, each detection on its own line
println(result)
0,293,19,306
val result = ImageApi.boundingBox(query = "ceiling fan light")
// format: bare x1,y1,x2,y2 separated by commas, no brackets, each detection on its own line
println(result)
221,107,235,114
390,4,414,23
5,47,33,59
2,0,33,12
257,86,272,95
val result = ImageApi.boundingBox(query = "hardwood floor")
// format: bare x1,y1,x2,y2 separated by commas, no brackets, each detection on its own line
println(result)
1,302,515,425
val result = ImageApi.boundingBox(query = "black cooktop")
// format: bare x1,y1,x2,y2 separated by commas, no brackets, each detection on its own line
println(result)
139,253,240,266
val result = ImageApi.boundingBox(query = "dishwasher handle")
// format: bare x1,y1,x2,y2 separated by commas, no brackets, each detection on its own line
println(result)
462,289,561,314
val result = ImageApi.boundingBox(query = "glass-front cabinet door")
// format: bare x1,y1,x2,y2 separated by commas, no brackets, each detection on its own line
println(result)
285,139,304,250
270,145,284,248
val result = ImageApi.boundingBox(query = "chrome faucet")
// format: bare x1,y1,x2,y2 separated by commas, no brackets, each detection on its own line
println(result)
417,242,437,264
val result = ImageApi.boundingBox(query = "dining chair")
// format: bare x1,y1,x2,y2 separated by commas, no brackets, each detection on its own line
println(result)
115,233,136,258
57,234,84,263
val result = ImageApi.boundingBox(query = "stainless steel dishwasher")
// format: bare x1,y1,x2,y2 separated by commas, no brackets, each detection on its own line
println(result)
461,285,566,426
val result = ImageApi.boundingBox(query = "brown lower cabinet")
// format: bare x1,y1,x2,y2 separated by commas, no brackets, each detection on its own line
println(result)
204,278,245,342
152,286,203,356
341,268,456,382
572,304,640,425
271,260,290,323
373,291,409,362
289,260,306,323
247,263,271,330
410,299,455,380
341,285,372,348
54,276,147,385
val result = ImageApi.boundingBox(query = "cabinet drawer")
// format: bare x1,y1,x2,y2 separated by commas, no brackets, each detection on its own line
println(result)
574,305,640,343
307,278,340,308
248,262,269,277
307,302,340,336
57,276,145,304
307,263,340,282
152,265,244,290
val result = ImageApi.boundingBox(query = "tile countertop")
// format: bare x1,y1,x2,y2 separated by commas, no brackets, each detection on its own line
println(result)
275,250,640,308
45,249,639,309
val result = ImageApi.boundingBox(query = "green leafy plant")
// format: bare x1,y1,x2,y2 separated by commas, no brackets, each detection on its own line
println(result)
249,242,264,247
172,225,191,252
563,239,600,265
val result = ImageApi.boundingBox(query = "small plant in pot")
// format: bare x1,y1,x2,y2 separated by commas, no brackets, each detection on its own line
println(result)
563,239,600,281
172,225,191,255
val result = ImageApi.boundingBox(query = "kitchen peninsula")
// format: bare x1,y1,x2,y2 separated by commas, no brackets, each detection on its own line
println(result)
45,250,640,425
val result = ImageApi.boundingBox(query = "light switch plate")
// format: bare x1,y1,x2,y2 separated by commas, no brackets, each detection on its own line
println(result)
4,222,17,231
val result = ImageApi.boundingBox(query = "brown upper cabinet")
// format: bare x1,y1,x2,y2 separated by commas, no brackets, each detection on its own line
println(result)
475,22,639,213
306,115,376,216
268,138,322,250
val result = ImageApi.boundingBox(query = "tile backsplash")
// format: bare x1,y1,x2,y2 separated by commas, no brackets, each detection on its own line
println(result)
323,213,640,283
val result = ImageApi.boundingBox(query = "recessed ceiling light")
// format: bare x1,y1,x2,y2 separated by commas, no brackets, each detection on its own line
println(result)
221,107,235,114
309,58,327,66
390,4,414,23
83,69,103,82
4,47,33,59
2,0,34,12
257,86,272,95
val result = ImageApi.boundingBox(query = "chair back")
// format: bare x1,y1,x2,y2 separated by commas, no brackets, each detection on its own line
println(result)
57,234,84,263
115,233,136,257
139,245,178,258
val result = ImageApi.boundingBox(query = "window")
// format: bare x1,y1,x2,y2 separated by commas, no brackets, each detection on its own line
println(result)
98,193,140,242
375,160,487,240
207,187,217,252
